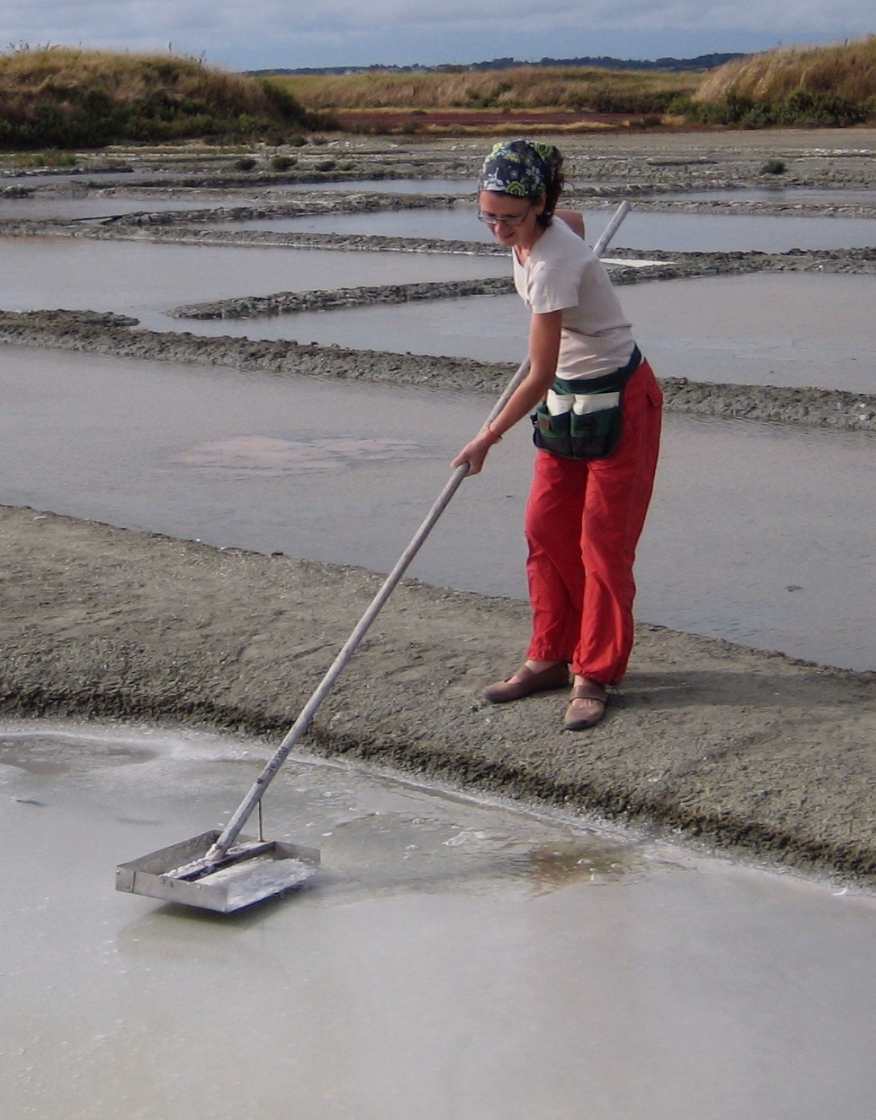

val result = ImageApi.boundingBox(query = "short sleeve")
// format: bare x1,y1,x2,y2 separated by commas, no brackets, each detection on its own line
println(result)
527,261,581,314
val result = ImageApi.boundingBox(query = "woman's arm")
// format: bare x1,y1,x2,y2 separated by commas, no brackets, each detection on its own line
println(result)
451,310,562,475
556,209,585,238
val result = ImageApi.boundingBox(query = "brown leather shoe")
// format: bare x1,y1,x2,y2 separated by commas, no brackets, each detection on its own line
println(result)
483,662,569,704
563,679,608,731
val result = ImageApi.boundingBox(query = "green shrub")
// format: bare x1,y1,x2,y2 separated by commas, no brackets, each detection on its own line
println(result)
760,158,786,175
740,104,777,129
233,156,257,170
588,85,678,115
665,93,695,116
288,133,307,146
777,89,864,126
314,158,336,171
270,154,296,170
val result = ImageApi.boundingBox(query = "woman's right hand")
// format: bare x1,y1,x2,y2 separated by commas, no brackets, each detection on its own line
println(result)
451,426,500,476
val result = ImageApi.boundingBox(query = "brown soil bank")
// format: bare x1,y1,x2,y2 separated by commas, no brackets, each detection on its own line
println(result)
2,505,873,886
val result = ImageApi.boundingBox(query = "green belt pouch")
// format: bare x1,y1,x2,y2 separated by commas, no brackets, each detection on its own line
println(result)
531,345,641,461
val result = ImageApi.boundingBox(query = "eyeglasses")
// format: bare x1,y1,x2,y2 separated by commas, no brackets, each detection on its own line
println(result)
477,205,531,228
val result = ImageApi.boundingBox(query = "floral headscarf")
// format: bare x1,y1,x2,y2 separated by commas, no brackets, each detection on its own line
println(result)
479,139,561,200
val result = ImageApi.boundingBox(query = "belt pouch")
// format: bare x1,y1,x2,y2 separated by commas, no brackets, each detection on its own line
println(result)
531,346,641,461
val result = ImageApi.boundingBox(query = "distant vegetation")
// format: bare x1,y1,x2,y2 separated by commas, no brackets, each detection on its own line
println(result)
0,39,873,152
272,66,701,116
0,46,328,149
688,37,876,127
268,38,876,129
255,52,741,76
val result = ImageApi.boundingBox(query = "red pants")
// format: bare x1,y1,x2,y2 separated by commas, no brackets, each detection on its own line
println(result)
524,360,663,685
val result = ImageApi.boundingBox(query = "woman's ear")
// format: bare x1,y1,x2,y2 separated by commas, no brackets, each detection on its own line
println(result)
534,193,547,217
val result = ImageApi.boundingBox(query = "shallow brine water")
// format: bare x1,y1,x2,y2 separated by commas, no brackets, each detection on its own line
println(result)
0,181,476,223
0,720,873,1120
0,235,510,318
170,272,876,395
662,186,876,206
233,205,876,251
2,345,874,670
0,195,259,222
280,176,477,194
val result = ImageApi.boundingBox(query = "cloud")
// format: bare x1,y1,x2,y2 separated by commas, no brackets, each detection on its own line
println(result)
2,1,871,68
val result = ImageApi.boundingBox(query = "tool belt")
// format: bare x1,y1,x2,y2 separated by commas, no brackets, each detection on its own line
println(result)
531,345,642,461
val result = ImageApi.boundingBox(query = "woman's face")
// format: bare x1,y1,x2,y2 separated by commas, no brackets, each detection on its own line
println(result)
478,190,545,249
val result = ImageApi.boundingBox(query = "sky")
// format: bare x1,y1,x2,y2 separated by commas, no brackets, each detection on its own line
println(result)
3,1,872,71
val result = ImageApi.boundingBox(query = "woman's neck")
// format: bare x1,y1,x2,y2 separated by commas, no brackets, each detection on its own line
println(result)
514,223,546,263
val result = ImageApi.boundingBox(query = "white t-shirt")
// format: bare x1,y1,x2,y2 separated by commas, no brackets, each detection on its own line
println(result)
512,218,635,380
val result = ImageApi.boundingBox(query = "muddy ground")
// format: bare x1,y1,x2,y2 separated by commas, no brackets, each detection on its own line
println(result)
1,129,874,885
2,505,874,886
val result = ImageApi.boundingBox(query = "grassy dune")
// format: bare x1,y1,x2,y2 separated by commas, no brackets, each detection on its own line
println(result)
0,47,324,149
2,40,873,151
691,37,876,126
274,66,701,116
275,39,876,130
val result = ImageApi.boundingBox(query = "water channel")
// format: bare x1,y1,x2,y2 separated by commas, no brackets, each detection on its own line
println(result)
167,272,876,395
1,720,873,1120
3,346,874,669
0,195,262,222
0,236,510,317
233,205,876,251
3,233,873,394
663,186,876,206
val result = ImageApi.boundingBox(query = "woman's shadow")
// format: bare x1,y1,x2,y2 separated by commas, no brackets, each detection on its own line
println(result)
615,667,837,711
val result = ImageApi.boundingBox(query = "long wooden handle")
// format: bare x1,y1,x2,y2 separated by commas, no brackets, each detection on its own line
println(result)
205,200,632,862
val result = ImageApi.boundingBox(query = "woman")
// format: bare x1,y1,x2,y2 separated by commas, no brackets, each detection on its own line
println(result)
452,139,662,731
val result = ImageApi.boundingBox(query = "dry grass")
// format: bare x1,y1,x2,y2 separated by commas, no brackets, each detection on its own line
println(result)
0,46,319,148
696,36,876,106
271,66,700,114
3,47,272,108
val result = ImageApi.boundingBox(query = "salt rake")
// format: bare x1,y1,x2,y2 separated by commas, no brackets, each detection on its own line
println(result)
115,201,631,913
